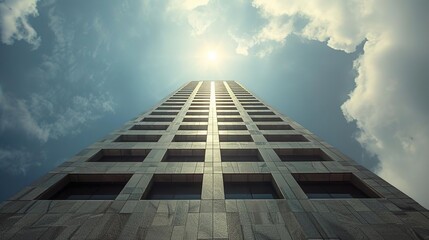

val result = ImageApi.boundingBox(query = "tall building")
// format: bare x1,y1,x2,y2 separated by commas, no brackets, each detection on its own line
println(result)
0,80,428,239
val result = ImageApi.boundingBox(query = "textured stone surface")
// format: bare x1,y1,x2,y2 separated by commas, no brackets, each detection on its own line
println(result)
0,81,428,239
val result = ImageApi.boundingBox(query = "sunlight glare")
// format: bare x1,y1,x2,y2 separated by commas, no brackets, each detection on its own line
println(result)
207,50,218,62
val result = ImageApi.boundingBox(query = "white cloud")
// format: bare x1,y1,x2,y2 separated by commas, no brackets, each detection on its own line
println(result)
0,0,41,48
0,85,115,143
247,0,429,208
0,148,41,175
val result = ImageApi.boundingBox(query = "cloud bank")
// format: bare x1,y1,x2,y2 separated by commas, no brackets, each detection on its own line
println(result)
243,0,429,207
0,0,40,48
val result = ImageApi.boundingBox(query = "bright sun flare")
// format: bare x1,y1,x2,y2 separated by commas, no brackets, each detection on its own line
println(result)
207,50,218,62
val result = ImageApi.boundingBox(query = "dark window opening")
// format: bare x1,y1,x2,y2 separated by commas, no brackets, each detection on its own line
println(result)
162,149,205,162
219,135,253,142
130,125,169,130
115,135,161,142
275,148,332,162
89,149,151,162
173,135,206,142
221,149,262,162
143,175,203,200
223,174,282,199
264,134,309,142
293,173,380,199
141,117,174,122
178,125,208,130
218,124,247,130
257,125,293,130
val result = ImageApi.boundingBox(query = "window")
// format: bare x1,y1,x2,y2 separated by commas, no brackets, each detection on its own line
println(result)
217,117,243,122
150,111,178,115
221,149,262,162
217,111,240,115
38,174,131,200
216,107,237,110
218,124,247,130
247,111,275,115
130,125,169,130
142,174,203,200
251,117,283,122
156,107,181,110
219,134,253,142
178,125,208,130
263,134,309,142
186,111,209,115
274,148,332,161
257,125,293,130
162,149,205,162
172,135,206,142
183,117,208,122
115,135,161,142
141,117,174,122
223,174,282,199
244,106,269,110
89,149,151,162
293,173,380,199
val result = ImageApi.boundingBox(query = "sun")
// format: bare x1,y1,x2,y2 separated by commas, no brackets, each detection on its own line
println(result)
207,50,218,62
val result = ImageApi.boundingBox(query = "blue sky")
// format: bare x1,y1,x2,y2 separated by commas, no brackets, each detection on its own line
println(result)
0,0,428,208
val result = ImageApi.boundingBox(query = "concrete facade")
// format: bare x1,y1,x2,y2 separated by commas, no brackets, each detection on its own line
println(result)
0,80,428,239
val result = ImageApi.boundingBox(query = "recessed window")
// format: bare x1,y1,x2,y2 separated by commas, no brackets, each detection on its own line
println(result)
191,103,210,106
178,125,208,130
223,174,282,199
219,134,253,142
156,107,182,110
38,174,131,200
162,103,184,106
186,111,209,115
141,117,174,122
221,149,262,162
216,107,237,110
244,106,269,110
115,134,161,142
274,148,332,161
189,107,209,110
150,111,178,115
216,103,235,106
183,117,208,122
130,125,169,130
247,111,275,115
293,173,380,199
217,111,240,115
218,124,247,130
257,124,293,130
142,174,203,200
162,149,205,162
172,135,206,142
166,99,186,103
264,134,309,142
89,149,151,162
217,117,243,122
251,117,283,122
241,102,264,106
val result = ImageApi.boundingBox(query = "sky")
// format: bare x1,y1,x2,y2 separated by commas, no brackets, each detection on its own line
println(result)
0,0,428,208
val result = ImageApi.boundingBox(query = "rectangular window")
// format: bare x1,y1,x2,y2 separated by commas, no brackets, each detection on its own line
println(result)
247,111,275,115
130,125,169,130
219,134,253,142
274,148,332,161
244,106,269,110
115,134,161,142
89,149,151,162
223,174,282,199
293,173,380,199
221,149,262,162
150,111,178,115
141,117,174,122
156,107,182,110
257,124,293,130
183,117,208,122
38,174,131,200
216,107,237,110
142,174,203,200
218,124,247,130
162,149,205,162
217,111,240,115
186,111,209,115
178,125,208,130
172,135,206,142
263,134,309,142
251,117,283,122
217,117,243,122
